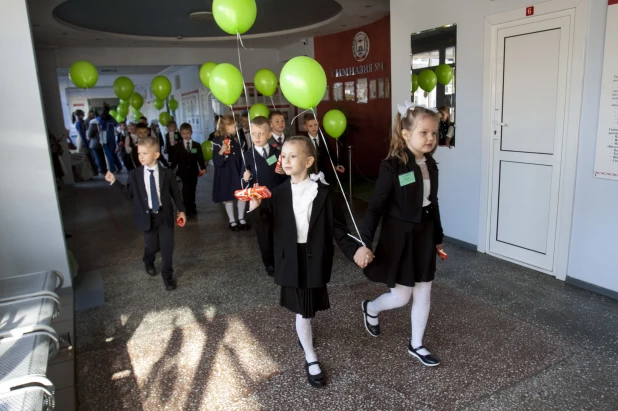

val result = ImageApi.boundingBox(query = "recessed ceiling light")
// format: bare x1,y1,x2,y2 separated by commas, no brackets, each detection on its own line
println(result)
189,11,213,22
61,32,68,35
360,15,366,18
341,24,347,27
366,4,372,7
133,41,139,44
95,38,101,41
32,24,41,27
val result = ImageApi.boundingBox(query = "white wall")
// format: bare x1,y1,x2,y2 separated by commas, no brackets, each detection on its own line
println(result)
391,0,618,292
1,0,70,284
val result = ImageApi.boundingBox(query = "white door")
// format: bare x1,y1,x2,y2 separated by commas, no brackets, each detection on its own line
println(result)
489,16,571,273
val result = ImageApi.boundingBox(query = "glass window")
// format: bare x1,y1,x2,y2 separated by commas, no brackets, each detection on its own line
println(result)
412,50,440,69
445,47,456,64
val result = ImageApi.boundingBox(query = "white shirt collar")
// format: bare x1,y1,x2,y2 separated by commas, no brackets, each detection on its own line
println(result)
145,164,159,172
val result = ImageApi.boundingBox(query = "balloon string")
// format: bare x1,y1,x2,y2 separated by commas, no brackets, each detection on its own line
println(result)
236,31,259,186
269,96,277,111
291,109,311,125
311,108,365,247
230,106,250,189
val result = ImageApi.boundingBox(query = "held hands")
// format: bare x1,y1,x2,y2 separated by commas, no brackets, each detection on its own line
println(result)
243,170,252,181
219,143,230,155
354,246,375,269
105,171,116,184
198,169,207,177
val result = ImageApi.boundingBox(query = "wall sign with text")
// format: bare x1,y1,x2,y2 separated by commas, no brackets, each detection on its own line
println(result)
353,32,370,62
594,0,618,180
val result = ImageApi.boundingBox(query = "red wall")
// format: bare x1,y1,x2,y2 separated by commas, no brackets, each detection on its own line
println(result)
315,16,391,179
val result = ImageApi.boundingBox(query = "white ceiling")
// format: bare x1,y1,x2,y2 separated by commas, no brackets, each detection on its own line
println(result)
29,0,390,49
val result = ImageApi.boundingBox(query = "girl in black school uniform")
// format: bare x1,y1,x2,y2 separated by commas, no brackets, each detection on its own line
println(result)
247,136,362,388
355,103,445,367
212,114,249,231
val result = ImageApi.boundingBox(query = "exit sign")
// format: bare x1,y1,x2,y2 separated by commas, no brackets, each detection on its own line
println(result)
526,6,534,16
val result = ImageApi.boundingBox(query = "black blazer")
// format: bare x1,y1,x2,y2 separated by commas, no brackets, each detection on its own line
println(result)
361,149,444,247
238,129,252,151
112,166,186,231
169,140,207,179
247,181,360,288
307,134,330,173
242,146,287,189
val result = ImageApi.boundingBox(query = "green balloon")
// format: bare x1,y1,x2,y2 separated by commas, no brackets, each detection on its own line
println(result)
323,109,347,139
151,76,172,100
412,73,419,92
212,0,257,35
280,56,326,110
69,60,98,89
119,99,127,106
115,115,125,123
109,109,118,118
435,64,453,85
201,140,214,162
113,76,134,100
168,98,179,111
249,103,270,120
130,92,144,110
209,63,244,106
132,110,143,121
254,69,278,97
153,99,164,110
159,112,171,126
199,62,217,89
118,105,128,117
419,69,437,92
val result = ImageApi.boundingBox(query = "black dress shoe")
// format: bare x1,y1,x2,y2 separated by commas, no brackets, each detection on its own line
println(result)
229,222,240,231
145,263,157,277
165,280,177,291
362,300,380,337
240,221,251,231
408,343,440,367
305,361,326,388
265,265,275,276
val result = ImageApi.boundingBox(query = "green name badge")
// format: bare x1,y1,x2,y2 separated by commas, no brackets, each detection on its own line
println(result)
266,155,277,166
398,171,416,186
191,148,197,154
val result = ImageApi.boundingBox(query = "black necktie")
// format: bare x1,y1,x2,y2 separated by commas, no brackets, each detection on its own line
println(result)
186,141,191,152
262,147,267,158
277,136,282,145
149,169,159,212
312,138,318,147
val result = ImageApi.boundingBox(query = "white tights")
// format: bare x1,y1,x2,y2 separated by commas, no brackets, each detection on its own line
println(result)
224,200,247,224
367,282,433,355
296,314,321,375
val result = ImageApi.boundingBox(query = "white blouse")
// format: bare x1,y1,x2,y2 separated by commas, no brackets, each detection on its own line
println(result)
416,157,431,207
291,177,319,243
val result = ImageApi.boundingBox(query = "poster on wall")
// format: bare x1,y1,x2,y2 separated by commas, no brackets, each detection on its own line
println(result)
378,78,385,98
593,1,618,180
369,79,377,100
345,81,355,101
357,78,368,103
333,83,343,101
322,85,330,102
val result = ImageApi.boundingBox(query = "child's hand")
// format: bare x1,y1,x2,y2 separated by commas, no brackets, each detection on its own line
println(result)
219,142,230,155
354,246,374,268
436,244,448,260
275,166,285,175
177,212,187,227
105,171,116,184
249,184,262,211
198,169,207,177
243,170,252,181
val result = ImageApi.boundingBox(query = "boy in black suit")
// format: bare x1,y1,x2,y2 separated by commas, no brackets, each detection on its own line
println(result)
267,110,286,149
169,123,207,218
239,112,252,151
242,116,288,275
105,136,186,291
303,113,330,174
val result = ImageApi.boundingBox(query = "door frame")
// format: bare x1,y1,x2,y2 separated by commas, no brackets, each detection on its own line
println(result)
478,0,588,280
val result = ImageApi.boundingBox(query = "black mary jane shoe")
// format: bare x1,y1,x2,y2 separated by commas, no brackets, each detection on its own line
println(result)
362,300,380,337
408,343,440,367
305,361,326,388
229,222,240,232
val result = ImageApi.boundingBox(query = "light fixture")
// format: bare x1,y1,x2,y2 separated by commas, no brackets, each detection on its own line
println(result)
189,11,214,22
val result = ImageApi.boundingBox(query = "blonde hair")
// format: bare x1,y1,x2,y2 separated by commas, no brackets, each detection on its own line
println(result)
137,135,160,151
389,107,440,164
283,135,318,175
215,114,236,137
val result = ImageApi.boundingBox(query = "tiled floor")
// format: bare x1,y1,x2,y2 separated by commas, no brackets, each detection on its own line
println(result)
62,172,618,410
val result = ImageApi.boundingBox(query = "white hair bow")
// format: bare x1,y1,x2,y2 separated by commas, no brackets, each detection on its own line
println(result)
310,172,329,185
397,101,439,116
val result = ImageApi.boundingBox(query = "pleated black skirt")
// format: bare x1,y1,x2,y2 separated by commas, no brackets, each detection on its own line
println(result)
364,206,436,288
280,243,330,318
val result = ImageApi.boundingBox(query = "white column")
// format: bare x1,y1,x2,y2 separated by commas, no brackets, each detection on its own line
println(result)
0,0,71,285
